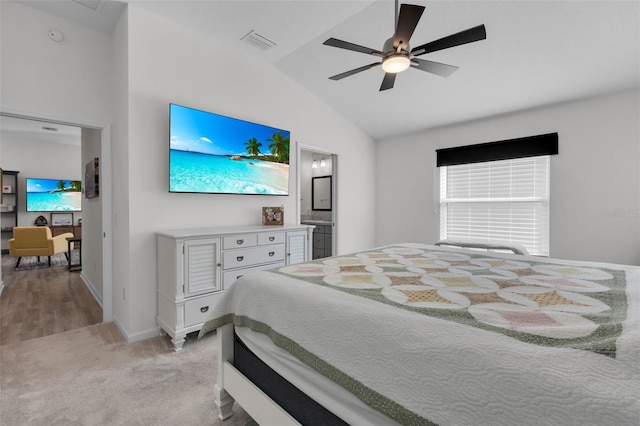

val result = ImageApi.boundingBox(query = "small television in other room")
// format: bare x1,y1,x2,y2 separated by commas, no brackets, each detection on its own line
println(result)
26,178,82,212
169,103,290,195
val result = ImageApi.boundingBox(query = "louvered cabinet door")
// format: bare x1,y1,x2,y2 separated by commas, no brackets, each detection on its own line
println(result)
286,231,309,265
183,238,222,297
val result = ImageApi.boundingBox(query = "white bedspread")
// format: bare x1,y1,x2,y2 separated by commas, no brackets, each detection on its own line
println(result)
201,244,640,425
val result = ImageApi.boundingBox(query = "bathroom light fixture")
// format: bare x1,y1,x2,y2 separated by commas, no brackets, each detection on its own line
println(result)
320,158,326,167
312,160,318,168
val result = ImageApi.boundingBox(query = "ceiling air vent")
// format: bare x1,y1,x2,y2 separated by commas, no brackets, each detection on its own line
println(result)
241,30,277,51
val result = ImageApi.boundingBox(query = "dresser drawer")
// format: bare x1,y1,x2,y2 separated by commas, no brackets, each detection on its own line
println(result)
223,244,285,270
223,260,285,290
223,234,257,249
184,294,217,327
258,232,285,246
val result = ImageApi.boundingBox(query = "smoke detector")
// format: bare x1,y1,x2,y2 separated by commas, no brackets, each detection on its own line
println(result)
48,28,64,43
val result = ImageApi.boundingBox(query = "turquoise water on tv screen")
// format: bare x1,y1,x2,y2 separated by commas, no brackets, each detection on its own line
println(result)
169,150,289,195
26,192,81,211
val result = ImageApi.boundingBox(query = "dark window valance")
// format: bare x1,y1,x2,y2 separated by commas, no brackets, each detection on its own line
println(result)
436,133,558,167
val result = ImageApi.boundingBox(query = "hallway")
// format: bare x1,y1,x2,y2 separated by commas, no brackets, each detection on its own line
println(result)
0,254,102,346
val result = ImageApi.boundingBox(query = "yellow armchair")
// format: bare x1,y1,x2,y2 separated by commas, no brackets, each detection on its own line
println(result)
8,226,74,268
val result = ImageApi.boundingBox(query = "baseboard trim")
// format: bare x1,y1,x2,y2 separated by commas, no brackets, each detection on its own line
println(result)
112,316,161,344
112,316,128,342
80,272,103,308
127,327,162,343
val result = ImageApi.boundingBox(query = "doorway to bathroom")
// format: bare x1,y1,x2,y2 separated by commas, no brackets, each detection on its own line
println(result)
298,145,337,260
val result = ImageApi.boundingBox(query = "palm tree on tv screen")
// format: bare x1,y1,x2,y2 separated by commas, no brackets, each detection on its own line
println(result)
244,137,262,157
71,181,81,192
57,180,66,191
267,132,290,164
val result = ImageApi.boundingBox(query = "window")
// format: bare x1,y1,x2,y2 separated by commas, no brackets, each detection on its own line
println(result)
439,156,550,256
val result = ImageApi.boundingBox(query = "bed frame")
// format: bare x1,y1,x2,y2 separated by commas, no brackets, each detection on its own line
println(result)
215,323,347,425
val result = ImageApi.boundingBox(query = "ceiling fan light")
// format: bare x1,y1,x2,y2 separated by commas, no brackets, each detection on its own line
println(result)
382,54,410,73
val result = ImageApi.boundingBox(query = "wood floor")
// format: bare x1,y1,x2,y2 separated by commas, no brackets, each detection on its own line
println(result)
0,254,102,346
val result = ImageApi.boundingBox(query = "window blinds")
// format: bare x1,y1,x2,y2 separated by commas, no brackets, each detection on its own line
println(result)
440,156,550,256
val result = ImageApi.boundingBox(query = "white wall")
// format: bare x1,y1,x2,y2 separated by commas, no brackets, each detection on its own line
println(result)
376,90,640,266
119,6,376,339
81,129,103,303
110,2,130,336
0,3,112,124
300,150,313,216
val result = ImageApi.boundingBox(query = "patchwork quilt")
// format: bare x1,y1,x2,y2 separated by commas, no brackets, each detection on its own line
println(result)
201,244,640,425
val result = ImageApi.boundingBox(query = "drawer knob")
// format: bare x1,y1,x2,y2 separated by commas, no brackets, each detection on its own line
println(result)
236,239,244,245
236,275,243,280
269,251,275,257
269,236,275,241
200,306,209,313
236,256,244,262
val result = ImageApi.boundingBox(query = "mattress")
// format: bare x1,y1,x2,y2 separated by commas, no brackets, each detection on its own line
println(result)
235,326,402,425
201,243,640,425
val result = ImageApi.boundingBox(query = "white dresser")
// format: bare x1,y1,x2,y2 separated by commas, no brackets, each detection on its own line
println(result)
157,224,314,350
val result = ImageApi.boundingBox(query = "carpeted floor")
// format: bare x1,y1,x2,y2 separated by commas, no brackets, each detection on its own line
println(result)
0,322,256,425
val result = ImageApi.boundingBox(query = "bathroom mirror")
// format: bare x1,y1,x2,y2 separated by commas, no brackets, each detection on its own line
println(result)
312,176,332,211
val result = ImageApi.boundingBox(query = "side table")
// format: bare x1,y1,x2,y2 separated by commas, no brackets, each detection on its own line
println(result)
66,236,82,272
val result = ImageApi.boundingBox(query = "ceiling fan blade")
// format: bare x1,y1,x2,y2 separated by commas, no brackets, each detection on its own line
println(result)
393,4,425,49
323,38,383,56
379,73,396,91
411,58,459,77
329,63,381,81
411,24,486,56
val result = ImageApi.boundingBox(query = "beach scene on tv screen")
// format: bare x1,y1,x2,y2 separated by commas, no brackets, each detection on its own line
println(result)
169,104,290,195
26,179,82,211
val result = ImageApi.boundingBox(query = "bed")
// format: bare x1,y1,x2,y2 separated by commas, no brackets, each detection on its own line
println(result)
199,243,640,425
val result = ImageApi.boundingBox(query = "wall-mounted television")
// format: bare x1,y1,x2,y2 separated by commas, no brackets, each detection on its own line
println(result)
169,103,290,195
26,178,82,212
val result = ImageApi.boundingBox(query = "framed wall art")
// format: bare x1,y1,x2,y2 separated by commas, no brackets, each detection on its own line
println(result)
51,212,73,226
84,157,99,199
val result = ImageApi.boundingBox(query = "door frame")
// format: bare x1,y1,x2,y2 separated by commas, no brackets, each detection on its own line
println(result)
297,142,338,257
0,108,113,322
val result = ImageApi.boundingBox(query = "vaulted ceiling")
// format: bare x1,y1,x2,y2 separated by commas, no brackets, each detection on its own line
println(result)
14,0,640,140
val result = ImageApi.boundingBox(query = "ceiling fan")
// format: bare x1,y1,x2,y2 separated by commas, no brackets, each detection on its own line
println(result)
323,1,486,91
